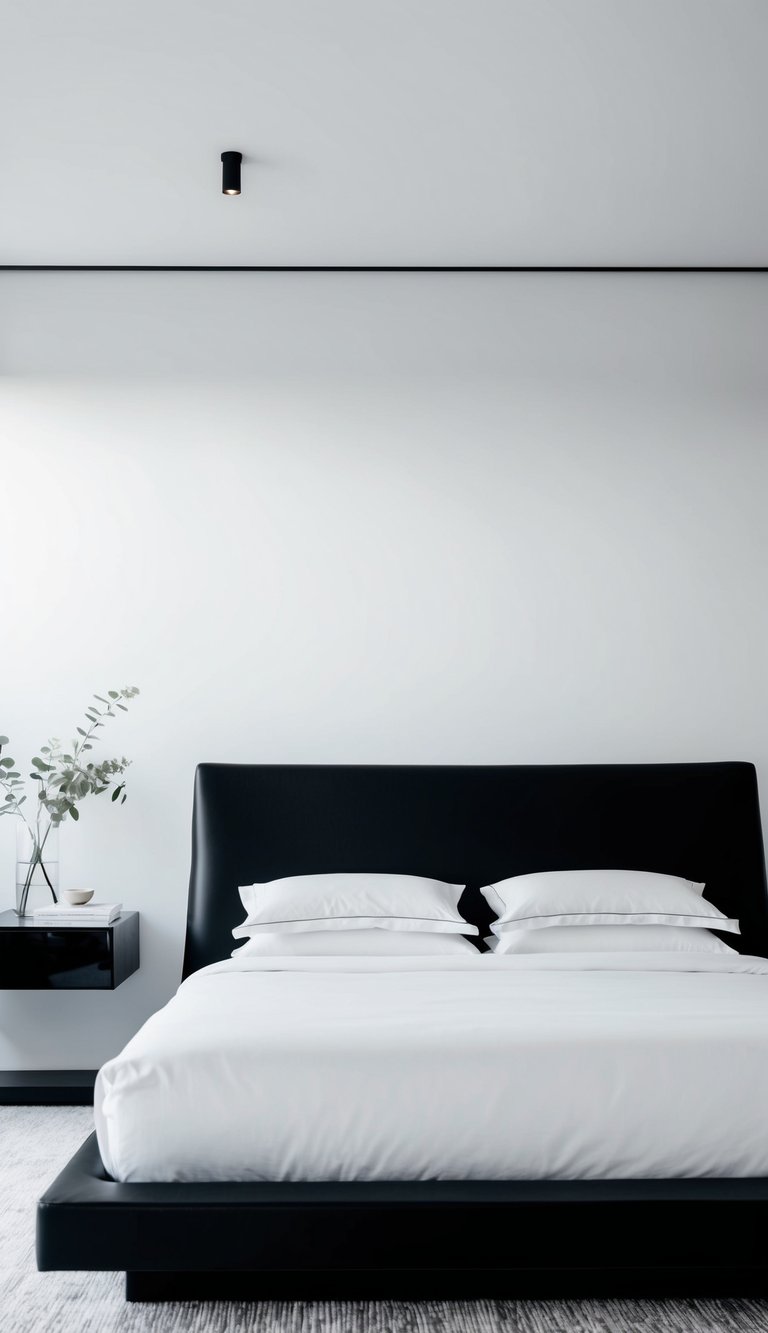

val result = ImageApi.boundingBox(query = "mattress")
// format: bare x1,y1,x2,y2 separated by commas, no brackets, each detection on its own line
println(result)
94,952,768,1183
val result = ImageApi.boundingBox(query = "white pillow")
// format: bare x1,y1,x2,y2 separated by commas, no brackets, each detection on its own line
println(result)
234,873,476,937
233,929,480,958
481,870,740,936
486,924,737,956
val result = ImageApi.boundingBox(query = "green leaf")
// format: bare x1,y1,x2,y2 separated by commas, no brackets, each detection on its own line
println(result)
94,695,109,704
40,746,50,754
31,757,51,771
0,736,8,745
68,805,79,821
0,757,14,768
117,704,127,711
108,691,119,699
76,727,87,737
121,793,127,804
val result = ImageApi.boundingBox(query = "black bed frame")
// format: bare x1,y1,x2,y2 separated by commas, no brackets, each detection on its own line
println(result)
37,762,768,1301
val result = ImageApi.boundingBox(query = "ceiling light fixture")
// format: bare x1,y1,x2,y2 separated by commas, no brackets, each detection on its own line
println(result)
221,151,242,196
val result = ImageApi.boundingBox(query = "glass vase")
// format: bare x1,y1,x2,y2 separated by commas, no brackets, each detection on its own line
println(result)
15,814,59,917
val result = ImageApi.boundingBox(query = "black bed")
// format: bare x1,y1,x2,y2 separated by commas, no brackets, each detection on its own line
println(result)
37,761,768,1301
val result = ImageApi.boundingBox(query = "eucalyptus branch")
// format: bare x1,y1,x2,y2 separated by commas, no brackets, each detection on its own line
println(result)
0,738,28,827
0,687,139,831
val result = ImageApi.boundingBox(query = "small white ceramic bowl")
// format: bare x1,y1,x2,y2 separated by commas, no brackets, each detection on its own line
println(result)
61,889,95,906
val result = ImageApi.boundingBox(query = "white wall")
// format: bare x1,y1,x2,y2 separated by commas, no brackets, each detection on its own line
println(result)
5,0,768,265
1,271,767,1067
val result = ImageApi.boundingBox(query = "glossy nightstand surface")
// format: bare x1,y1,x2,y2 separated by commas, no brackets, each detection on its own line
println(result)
0,909,139,989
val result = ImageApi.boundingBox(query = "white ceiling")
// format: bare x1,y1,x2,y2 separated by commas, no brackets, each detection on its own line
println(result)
4,0,768,266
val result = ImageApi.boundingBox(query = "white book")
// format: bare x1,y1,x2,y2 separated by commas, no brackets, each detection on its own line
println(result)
33,919,121,928
34,910,122,919
33,909,121,918
32,903,122,922
33,916,122,928
33,901,121,914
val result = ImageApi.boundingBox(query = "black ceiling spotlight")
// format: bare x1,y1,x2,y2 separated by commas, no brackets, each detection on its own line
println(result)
221,151,242,196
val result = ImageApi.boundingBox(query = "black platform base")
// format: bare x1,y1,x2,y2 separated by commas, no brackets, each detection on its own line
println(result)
125,1267,768,1302
39,1135,768,1305
0,1070,96,1105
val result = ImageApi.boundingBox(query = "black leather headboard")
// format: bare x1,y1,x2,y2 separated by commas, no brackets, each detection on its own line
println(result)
183,762,768,977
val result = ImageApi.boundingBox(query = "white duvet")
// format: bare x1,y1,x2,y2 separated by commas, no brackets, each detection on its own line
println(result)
94,953,768,1183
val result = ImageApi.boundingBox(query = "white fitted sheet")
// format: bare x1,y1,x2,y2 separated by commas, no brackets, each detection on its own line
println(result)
94,952,768,1183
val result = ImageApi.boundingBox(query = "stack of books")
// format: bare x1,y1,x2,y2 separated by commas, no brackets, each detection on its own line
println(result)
31,902,122,926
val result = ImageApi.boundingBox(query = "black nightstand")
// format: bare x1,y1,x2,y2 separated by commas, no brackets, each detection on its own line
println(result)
0,909,139,989
0,909,140,1105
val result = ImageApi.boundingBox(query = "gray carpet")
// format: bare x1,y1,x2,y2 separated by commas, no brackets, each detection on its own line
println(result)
3,1106,768,1333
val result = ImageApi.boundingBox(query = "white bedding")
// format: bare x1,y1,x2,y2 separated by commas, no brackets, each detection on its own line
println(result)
94,953,768,1183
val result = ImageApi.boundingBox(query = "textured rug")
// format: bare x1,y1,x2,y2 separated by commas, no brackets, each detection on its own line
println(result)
2,1105,768,1333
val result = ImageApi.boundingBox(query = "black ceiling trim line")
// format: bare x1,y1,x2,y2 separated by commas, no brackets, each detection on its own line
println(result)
1,265,767,274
